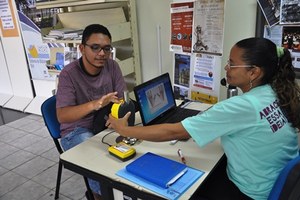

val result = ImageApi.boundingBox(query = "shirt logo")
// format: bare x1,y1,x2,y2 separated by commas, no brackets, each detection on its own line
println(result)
259,100,287,133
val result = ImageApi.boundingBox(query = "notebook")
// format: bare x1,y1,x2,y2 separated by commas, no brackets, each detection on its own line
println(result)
134,73,199,125
125,152,187,188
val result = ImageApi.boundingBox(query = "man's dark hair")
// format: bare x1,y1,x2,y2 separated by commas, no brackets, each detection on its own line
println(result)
81,24,112,44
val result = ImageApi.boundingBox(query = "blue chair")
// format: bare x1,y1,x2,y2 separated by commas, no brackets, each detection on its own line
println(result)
41,95,93,200
268,154,300,200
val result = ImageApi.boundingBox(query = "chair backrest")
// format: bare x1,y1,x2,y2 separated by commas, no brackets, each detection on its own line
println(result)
268,154,300,200
41,95,63,154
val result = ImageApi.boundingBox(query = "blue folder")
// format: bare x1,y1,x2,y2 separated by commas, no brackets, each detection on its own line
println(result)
116,152,204,200
126,152,188,188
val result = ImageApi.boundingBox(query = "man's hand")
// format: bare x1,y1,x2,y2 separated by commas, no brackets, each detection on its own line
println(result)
93,92,120,111
57,92,120,123
106,112,131,132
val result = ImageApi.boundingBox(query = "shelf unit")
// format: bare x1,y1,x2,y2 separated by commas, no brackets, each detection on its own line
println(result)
36,0,128,9
36,0,141,91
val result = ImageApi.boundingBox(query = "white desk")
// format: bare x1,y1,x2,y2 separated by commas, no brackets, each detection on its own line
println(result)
60,102,224,200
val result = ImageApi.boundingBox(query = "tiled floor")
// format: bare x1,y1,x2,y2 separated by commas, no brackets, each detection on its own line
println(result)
0,114,88,200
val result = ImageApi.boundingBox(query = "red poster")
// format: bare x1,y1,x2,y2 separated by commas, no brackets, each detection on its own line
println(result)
170,2,194,53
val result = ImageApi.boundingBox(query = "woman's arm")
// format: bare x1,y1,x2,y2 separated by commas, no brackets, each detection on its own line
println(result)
106,112,190,141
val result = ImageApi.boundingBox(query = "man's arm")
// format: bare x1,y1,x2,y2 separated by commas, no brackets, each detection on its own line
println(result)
57,92,119,123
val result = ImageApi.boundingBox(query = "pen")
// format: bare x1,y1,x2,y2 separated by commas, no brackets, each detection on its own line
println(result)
177,149,186,164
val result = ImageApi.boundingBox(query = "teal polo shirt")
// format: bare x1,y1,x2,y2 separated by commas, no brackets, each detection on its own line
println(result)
182,84,298,199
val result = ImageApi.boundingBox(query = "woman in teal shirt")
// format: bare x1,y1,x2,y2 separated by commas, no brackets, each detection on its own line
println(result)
107,37,300,199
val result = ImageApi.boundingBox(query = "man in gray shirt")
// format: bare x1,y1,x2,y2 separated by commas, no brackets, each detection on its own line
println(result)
56,24,126,200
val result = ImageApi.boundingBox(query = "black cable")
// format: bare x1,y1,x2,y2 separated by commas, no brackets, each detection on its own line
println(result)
101,122,143,147
101,130,115,147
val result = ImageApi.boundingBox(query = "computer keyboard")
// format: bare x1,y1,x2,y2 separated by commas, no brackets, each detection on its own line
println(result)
166,107,200,123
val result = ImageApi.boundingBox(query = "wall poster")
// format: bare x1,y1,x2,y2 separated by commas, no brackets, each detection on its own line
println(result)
192,53,216,90
257,0,280,27
280,0,300,24
192,0,225,56
170,2,194,53
0,0,19,37
18,11,54,81
170,0,225,103
173,53,191,99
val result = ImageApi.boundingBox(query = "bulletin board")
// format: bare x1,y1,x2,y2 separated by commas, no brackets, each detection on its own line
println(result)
170,0,225,104
255,0,300,78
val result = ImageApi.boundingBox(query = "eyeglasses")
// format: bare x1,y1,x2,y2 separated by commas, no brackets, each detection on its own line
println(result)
84,44,113,54
224,60,253,70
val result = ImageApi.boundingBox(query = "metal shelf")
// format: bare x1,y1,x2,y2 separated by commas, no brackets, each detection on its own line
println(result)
36,0,127,9
37,0,141,86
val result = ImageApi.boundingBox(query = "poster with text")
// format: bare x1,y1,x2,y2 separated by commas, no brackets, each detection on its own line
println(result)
0,0,19,37
170,2,194,53
18,11,53,81
174,53,191,87
173,53,191,99
192,53,216,90
192,0,225,55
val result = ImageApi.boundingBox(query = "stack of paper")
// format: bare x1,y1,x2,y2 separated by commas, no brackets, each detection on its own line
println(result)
46,28,83,39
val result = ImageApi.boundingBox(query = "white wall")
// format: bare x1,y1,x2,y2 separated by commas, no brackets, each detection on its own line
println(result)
136,0,173,81
221,0,257,100
136,0,258,101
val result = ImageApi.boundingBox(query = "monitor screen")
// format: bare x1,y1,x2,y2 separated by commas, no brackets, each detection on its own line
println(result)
134,73,176,125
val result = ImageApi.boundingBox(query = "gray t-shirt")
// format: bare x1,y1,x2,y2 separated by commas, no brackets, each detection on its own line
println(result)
56,58,126,137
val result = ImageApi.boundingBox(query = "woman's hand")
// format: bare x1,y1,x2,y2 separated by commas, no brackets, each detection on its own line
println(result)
106,112,131,133
93,92,120,111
